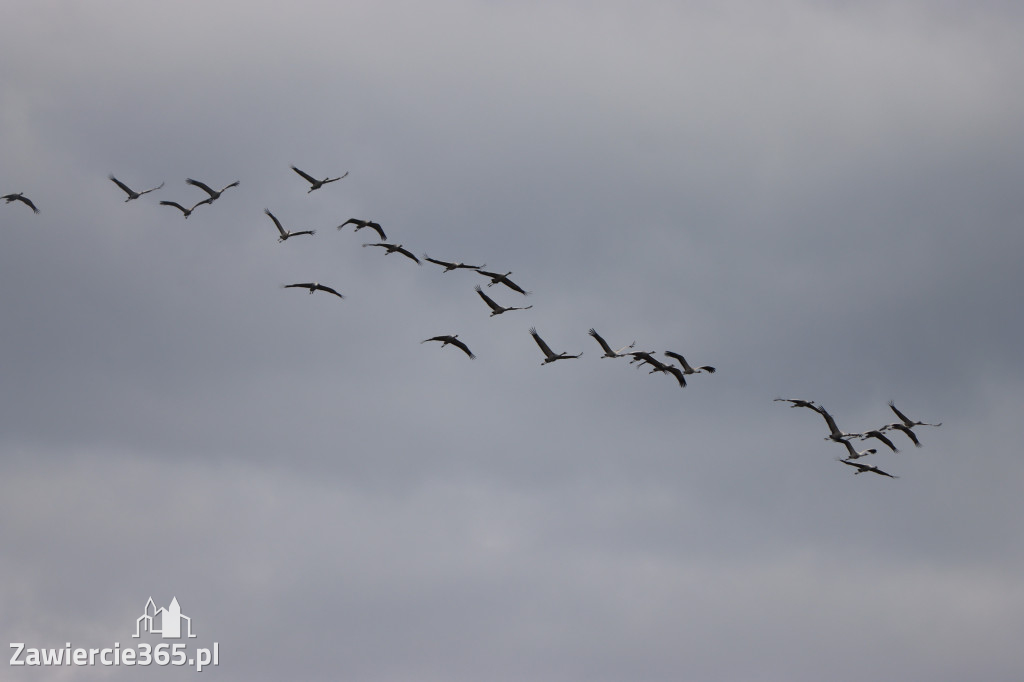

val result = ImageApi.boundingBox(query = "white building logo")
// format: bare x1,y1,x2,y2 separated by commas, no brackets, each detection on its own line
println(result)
133,597,196,639
10,596,218,671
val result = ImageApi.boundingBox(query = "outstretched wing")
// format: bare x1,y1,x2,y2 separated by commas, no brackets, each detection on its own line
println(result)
502,276,529,295
160,201,189,213
185,178,217,197
395,246,421,264
5,194,40,213
313,283,344,299
664,351,695,372
588,328,615,355
475,285,501,312
774,398,817,409
888,400,912,426
264,208,287,237
839,458,870,473
291,166,318,185
664,365,687,387
450,338,476,359
839,438,860,459
888,423,921,447
862,430,899,453
817,405,844,439
529,327,555,358
425,256,454,269
109,175,135,196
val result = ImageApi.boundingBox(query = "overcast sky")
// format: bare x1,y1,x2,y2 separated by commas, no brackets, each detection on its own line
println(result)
2,2,1023,680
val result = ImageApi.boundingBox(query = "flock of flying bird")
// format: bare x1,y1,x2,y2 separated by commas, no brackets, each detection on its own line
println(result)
4,170,941,479
6,171,720,380
103,168,720,383
774,397,941,478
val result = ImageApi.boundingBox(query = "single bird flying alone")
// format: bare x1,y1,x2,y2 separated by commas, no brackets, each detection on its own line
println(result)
475,269,530,295
421,334,475,359
291,165,348,192
475,285,532,316
109,175,164,201
529,327,582,365
337,218,386,241
2,192,40,213
362,242,421,264
185,178,240,205
264,208,315,242
283,282,344,300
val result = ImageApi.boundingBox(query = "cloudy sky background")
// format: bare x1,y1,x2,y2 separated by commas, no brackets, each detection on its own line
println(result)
2,1,1023,680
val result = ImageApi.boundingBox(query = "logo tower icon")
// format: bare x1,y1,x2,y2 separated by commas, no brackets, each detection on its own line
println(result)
133,597,196,638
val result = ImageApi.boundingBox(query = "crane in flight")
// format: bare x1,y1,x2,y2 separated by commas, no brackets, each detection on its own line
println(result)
774,397,820,411
857,429,900,453
283,282,345,300
663,351,716,375
837,438,877,460
888,401,941,428
362,242,421,264
475,286,532,316
881,421,923,448
2,192,39,213
421,334,475,359
337,218,386,241
587,329,635,358
530,327,582,365
839,459,898,479
629,351,687,387
159,200,205,218
424,255,485,272
264,209,315,242
109,175,164,201
291,165,347,192
475,269,530,296
185,178,239,205
815,405,861,444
